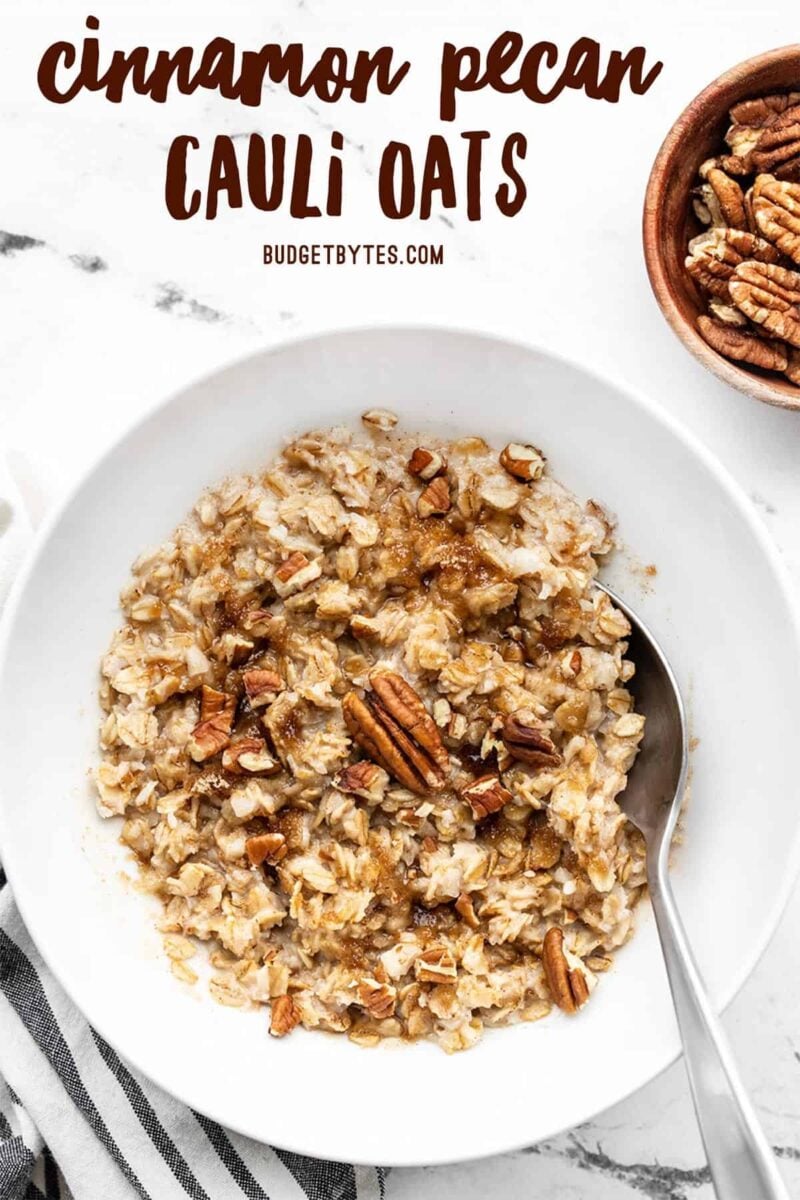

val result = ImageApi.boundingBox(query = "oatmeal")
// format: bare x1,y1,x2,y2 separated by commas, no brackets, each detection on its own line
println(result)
95,415,646,1052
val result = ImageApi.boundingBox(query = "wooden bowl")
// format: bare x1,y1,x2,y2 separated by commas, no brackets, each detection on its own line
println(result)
643,46,800,411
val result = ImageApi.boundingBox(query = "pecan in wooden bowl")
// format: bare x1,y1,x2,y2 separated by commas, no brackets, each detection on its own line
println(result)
644,46,800,409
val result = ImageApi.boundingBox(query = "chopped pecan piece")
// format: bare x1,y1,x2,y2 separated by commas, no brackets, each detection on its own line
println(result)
502,713,562,769
187,685,236,763
460,773,512,821
241,609,273,637
454,892,479,929
242,668,283,709
542,927,592,1014
408,447,447,480
222,737,280,775
269,994,300,1037
753,174,800,264
693,159,747,229
273,552,322,598
564,648,583,677
343,672,448,794
417,475,451,518
697,315,789,371
333,760,389,802
499,442,546,481
414,945,458,984
245,831,287,866
358,977,397,1019
219,632,254,665
728,260,800,348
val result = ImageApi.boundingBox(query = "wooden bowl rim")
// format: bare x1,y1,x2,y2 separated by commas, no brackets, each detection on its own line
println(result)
643,45,800,412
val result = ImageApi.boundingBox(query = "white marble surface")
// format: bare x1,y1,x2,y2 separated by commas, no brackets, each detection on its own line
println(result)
2,1,800,1195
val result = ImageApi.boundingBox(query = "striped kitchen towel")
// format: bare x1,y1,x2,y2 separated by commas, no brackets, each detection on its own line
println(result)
0,463,385,1200
0,880,385,1200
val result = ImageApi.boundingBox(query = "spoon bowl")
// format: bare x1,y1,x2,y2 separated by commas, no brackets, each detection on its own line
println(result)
597,582,688,846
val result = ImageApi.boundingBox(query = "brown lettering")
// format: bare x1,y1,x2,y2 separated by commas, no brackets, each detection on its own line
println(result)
461,130,490,221
206,135,243,219
379,142,415,219
419,136,457,220
164,135,201,220
327,131,344,216
496,132,527,216
289,135,321,217
247,135,285,211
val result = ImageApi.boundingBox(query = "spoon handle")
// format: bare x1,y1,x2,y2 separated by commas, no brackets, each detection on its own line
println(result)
648,849,789,1199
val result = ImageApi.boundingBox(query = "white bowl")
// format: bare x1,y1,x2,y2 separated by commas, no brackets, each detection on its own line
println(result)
1,327,799,1166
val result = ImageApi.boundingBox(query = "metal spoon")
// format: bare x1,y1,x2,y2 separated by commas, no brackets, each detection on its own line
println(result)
598,581,789,1200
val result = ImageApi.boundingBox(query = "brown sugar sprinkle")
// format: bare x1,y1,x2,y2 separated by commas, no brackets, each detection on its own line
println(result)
96,415,645,1054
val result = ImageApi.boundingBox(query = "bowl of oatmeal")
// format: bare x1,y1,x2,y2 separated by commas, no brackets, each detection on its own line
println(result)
0,327,798,1164
96,416,646,1050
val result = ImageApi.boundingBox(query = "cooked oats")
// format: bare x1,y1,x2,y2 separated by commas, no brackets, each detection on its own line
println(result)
96,415,646,1051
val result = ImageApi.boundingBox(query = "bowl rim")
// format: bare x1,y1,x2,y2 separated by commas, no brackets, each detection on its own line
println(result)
642,44,800,412
2,321,800,1164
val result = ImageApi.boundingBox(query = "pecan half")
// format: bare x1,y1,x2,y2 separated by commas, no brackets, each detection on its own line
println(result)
502,713,562,769
499,442,546,481
729,260,800,348
242,668,284,709
723,94,800,176
222,737,281,775
729,91,800,129
752,106,800,182
343,672,448,794
333,760,389,802
686,227,781,300
460,773,512,821
417,475,451,518
786,347,800,385
358,977,397,1019
273,552,322,598
245,831,287,866
269,994,300,1037
693,159,747,230
187,685,236,763
370,671,449,772
753,175,800,265
542,927,592,1014
697,315,789,371
744,185,757,233
408,447,446,480
414,945,458,983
